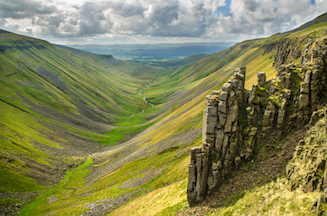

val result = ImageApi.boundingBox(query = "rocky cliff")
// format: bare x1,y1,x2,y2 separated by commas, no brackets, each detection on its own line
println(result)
187,32,327,206
286,106,327,215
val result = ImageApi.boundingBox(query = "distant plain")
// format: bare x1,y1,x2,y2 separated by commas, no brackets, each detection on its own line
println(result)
65,42,235,65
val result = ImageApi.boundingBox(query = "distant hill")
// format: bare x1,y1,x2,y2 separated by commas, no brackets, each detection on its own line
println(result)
66,42,235,63
151,54,207,69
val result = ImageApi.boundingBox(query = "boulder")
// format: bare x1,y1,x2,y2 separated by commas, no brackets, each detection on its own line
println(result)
219,91,228,101
257,72,266,86
222,83,231,92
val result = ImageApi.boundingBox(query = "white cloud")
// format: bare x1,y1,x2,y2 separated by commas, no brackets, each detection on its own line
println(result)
0,0,326,43
208,0,327,41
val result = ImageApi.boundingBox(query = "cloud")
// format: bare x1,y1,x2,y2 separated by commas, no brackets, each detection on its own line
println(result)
0,0,56,19
0,0,327,43
210,0,327,40
0,0,226,38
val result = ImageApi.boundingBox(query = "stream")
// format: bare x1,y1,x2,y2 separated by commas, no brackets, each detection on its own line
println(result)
131,83,154,118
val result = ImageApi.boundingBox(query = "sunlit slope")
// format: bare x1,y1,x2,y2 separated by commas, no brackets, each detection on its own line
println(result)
85,22,326,216
19,19,286,216
107,22,327,216
0,30,161,130
0,29,163,198
17,36,276,215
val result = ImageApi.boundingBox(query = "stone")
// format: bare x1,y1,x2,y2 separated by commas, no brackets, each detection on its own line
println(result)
218,112,226,125
279,73,286,89
230,79,238,89
229,91,236,102
212,90,220,95
224,116,233,133
202,109,208,143
205,115,217,134
240,66,246,76
218,101,227,113
215,130,224,153
299,93,309,110
269,85,276,95
284,89,291,100
300,82,310,94
262,110,272,127
219,91,228,101
285,73,291,89
222,83,231,92
207,106,218,117
232,122,237,133
235,73,244,80
187,146,210,206
205,134,215,144
222,134,230,157
47,195,58,204
237,80,244,90
257,72,266,86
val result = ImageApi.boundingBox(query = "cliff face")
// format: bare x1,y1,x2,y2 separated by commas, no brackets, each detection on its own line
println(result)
187,32,327,206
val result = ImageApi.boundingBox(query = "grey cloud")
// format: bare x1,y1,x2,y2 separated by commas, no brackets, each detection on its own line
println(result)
0,0,56,19
111,0,211,37
2,0,327,43
108,1,147,18
244,0,260,12
212,0,325,41
0,0,220,38
76,2,113,35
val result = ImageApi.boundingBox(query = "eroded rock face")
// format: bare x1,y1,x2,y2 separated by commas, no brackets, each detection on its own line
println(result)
187,35,327,206
286,107,327,215
287,107,327,192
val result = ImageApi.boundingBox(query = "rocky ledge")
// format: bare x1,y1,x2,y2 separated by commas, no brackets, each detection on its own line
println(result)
187,34,327,207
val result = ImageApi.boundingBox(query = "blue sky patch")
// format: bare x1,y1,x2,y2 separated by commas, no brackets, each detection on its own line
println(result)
215,0,232,16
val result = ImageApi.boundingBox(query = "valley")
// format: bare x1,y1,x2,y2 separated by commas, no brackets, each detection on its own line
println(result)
0,13,327,216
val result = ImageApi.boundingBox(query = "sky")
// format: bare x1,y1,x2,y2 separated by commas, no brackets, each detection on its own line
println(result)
0,0,326,45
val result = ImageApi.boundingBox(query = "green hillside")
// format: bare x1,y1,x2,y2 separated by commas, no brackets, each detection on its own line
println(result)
1,14,327,216
0,29,167,211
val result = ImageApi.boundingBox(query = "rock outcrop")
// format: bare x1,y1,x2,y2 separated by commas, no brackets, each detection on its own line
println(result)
187,35,327,206
286,106,327,215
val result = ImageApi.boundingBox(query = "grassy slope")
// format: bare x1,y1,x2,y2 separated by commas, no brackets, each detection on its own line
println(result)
0,29,166,199
3,20,327,215
105,22,327,215
13,31,277,215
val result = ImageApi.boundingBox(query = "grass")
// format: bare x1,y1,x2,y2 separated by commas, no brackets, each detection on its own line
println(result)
0,164,47,193
109,180,188,216
16,135,201,215
19,156,93,216
0,198,23,205
208,178,321,216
